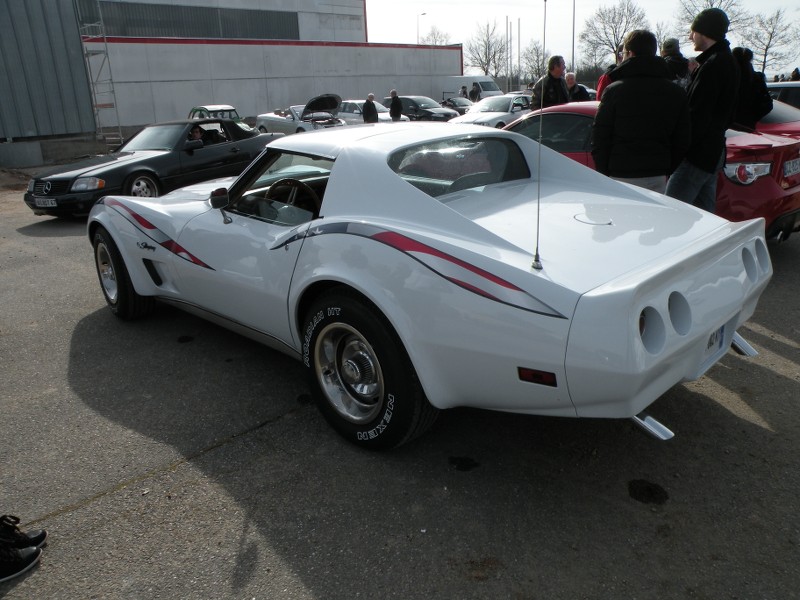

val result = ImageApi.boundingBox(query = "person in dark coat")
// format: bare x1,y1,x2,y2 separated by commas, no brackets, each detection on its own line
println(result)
732,47,772,130
660,38,690,87
388,89,403,121
566,72,591,102
665,7,739,212
362,93,379,123
591,29,690,193
531,55,569,108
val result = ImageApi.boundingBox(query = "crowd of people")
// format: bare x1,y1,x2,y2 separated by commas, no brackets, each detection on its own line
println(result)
526,7,778,213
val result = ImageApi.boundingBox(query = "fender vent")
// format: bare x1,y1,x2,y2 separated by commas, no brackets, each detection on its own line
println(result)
142,259,163,286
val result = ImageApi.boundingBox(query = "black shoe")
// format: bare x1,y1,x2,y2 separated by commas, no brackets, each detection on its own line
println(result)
0,515,47,549
0,545,42,584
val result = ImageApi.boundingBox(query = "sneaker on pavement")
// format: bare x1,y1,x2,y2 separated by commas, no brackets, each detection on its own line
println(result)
0,545,42,584
0,515,48,549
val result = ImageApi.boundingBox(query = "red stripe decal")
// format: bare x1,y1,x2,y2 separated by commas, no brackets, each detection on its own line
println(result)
372,231,521,291
106,199,157,230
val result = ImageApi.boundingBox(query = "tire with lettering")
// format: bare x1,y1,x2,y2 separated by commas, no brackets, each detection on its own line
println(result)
302,288,438,450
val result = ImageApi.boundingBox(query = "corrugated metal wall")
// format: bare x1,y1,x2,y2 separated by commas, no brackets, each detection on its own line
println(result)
74,0,300,40
0,0,96,140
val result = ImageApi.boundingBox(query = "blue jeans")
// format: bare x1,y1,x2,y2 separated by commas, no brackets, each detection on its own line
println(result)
665,151,724,213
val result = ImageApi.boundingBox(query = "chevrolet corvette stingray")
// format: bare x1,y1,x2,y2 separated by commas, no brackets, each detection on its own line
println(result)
88,123,772,449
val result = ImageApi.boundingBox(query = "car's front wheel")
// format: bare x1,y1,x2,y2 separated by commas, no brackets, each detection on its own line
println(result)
126,173,160,197
258,126,268,133
302,288,438,449
93,226,155,319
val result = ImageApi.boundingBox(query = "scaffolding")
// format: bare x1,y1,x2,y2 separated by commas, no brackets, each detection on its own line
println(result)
76,0,123,151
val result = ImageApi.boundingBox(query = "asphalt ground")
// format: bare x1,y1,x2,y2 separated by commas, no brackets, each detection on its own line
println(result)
1,176,799,599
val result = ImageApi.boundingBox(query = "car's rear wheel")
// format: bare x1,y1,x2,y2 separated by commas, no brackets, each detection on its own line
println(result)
93,226,155,319
258,126,268,133
302,288,438,449
126,173,160,197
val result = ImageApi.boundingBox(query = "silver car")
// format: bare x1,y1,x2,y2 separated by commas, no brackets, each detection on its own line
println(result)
448,93,532,128
256,94,346,134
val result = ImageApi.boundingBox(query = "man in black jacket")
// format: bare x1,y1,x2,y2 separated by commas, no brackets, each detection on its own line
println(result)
531,56,569,108
660,38,690,88
591,30,690,193
362,93,379,123
665,8,739,212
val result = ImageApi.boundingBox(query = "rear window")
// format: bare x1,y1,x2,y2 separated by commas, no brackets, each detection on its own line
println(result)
388,137,530,198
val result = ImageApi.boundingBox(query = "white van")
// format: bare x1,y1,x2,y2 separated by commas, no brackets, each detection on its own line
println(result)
437,76,503,100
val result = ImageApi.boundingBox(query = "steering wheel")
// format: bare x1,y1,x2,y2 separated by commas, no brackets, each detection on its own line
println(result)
266,177,321,215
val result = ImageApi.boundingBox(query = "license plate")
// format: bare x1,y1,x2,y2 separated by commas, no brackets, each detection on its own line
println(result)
703,325,725,362
34,197,57,208
785,157,800,178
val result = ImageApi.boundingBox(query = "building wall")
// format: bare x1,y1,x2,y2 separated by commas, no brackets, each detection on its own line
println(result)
0,0,95,141
86,38,463,126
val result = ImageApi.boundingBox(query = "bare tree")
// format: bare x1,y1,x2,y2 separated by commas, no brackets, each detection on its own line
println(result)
739,9,800,73
420,26,451,46
674,0,748,37
579,0,648,67
464,21,508,77
521,40,548,83
653,22,671,49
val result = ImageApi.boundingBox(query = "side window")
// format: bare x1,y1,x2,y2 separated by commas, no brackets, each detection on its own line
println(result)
511,114,593,153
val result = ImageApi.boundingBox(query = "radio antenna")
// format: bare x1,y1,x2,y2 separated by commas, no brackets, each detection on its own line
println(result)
532,0,547,270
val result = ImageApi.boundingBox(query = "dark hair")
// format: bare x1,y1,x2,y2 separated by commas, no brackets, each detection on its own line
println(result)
623,30,657,57
547,55,565,72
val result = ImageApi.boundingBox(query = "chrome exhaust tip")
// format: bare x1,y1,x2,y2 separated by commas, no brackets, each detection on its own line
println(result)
631,413,674,441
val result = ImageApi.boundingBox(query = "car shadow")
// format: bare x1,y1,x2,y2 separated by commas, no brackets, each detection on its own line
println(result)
17,216,86,238
64,286,800,596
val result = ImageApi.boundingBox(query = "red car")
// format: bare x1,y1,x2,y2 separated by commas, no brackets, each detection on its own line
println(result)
504,101,800,241
755,100,800,138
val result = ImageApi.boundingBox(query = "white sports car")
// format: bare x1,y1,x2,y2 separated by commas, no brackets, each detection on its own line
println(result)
255,94,346,135
88,123,772,449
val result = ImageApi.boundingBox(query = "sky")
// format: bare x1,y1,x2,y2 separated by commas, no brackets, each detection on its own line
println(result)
364,0,799,75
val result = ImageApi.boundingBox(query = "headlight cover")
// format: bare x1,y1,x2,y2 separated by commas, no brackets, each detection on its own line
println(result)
724,162,771,185
71,177,106,192
27,179,34,192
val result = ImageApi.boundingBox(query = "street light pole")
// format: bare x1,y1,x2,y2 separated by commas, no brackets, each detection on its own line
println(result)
417,12,426,44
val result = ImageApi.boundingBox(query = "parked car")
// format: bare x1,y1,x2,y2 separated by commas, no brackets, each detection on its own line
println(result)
767,81,800,110
755,100,800,138
504,101,800,241
87,123,770,449
24,119,280,217
256,94,346,134
441,96,473,115
188,104,242,121
338,99,409,124
381,95,458,121
449,93,532,128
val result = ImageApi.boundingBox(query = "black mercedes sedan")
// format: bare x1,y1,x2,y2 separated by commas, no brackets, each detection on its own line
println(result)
24,119,281,217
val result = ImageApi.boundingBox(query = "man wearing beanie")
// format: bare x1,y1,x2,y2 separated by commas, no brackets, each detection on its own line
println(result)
665,7,739,212
660,38,689,86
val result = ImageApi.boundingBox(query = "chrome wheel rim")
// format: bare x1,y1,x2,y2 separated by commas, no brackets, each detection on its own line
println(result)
314,323,384,424
130,177,156,197
95,242,118,303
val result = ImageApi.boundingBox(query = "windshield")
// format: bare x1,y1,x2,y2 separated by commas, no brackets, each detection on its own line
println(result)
252,152,334,187
472,97,512,112
413,97,441,109
120,124,184,151
375,103,390,113
480,81,501,92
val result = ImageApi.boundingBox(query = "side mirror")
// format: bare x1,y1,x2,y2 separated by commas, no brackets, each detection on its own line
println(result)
209,187,229,209
185,139,203,151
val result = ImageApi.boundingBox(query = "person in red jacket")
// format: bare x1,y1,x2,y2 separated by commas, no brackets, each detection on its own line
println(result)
595,44,623,101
